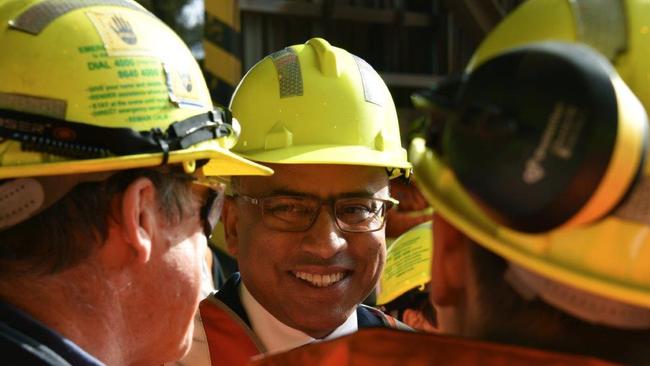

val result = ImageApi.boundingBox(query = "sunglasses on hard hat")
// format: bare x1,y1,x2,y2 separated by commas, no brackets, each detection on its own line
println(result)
411,41,648,234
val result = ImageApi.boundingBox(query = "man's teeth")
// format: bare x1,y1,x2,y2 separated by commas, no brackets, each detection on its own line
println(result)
294,271,345,287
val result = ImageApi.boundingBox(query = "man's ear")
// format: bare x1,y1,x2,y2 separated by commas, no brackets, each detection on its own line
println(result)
430,213,468,306
118,177,158,264
221,197,239,257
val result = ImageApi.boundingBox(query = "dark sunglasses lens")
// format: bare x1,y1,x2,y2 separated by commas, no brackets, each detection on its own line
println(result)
203,190,224,238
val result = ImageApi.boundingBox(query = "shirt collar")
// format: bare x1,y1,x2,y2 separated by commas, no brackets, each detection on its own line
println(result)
0,300,104,366
240,281,358,354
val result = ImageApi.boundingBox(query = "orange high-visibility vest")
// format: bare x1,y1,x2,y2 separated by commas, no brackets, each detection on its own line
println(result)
249,327,622,366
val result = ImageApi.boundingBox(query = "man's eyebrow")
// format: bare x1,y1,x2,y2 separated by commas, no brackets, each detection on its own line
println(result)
266,188,387,199
267,188,312,197
337,190,383,199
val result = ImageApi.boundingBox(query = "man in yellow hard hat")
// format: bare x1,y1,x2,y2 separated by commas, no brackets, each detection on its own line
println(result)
244,1,650,365
0,1,271,365
408,1,650,363
190,37,412,365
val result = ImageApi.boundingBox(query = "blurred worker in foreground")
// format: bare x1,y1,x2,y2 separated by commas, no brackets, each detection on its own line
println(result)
191,38,412,365
410,1,650,363
377,221,436,333
0,1,271,365
248,1,650,365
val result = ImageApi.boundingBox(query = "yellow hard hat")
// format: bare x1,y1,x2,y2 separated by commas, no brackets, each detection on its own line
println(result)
229,38,411,177
410,0,650,313
377,221,432,306
468,0,650,118
0,0,272,179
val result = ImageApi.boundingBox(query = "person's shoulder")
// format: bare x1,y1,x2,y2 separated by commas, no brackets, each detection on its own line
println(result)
203,272,251,327
0,321,76,365
214,272,241,301
357,304,412,331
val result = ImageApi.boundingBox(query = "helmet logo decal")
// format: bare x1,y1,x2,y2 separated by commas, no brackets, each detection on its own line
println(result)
270,48,304,98
164,64,205,109
9,0,152,35
353,55,383,106
86,11,151,57
110,15,137,45
522,102,585,185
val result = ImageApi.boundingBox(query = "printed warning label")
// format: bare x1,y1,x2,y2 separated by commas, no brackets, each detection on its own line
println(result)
86,11,153,57
379,222,432,303
78,9,207,125
79,44,171,123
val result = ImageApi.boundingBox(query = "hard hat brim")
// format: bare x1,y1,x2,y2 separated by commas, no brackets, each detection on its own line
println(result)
409,137,650,308
0,142,273,179
238,144,412,170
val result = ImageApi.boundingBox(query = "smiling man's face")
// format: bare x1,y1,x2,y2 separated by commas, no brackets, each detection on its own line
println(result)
226,163,389,338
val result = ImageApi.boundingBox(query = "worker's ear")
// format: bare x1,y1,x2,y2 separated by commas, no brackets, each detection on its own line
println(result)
430,213,468,307
222,197,240,257
100,177,157,269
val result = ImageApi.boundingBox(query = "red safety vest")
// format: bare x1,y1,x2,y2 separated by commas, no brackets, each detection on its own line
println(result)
199,296,265,366
194,297,408,365
180,272,408,366
249,327,622,366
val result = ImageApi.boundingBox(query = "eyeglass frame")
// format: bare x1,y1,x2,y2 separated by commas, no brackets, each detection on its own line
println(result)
232,193,399,233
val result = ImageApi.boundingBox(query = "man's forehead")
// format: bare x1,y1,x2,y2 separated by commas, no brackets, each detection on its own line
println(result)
237,163,389,196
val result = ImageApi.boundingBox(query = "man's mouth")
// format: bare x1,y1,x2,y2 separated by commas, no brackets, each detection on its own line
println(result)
292,271,348,288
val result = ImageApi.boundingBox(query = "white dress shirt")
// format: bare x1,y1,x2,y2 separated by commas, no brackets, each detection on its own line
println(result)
240,281,358,355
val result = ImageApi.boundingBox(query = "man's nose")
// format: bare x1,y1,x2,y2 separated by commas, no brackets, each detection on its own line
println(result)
299,206,347,259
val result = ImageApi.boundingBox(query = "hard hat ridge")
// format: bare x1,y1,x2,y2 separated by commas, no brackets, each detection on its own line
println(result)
306,37,341,78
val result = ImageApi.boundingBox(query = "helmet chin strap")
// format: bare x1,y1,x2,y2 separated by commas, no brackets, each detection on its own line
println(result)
504,261,650,329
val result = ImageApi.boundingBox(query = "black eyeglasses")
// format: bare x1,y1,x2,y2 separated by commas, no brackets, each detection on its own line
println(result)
234,194,398,233
194,178,225,238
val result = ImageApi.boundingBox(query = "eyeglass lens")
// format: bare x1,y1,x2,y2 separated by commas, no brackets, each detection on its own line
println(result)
260,196,389,232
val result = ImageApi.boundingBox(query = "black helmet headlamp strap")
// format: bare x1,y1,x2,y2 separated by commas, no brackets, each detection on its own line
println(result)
0,107,238,164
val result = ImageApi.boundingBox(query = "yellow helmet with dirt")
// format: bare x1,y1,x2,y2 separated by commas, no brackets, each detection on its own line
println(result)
0,0,272,179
